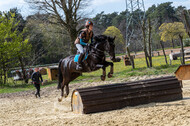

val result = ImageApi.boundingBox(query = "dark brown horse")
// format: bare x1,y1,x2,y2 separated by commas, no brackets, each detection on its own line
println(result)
57,35,116,102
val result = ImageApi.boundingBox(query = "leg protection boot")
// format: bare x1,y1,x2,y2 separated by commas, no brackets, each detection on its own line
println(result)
76,53,85,70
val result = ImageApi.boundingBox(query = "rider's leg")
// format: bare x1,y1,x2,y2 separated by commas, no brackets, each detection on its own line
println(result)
76,44,84,70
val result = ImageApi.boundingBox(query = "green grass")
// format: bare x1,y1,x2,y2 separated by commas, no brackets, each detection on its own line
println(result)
0,85,34,94
0,55,182,94
0,80,58,94
71,55,181,83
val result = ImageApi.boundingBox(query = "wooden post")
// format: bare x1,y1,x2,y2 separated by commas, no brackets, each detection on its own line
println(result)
126,46,135,69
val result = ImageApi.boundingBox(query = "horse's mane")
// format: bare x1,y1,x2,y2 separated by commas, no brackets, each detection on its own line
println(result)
93,35,107,43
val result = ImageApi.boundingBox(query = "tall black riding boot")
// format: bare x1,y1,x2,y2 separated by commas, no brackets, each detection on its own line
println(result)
76,53,84,70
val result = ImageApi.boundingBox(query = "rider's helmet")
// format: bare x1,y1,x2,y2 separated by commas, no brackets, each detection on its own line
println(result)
85,20,93,28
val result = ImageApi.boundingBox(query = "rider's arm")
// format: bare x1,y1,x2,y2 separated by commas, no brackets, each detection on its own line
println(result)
80,39,87,46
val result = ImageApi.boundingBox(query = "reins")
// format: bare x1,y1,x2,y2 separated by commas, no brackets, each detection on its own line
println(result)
86,40,107,60
89,38,108,54
90,45,104,53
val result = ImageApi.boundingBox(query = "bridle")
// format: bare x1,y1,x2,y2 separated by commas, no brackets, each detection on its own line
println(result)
88,39,109,60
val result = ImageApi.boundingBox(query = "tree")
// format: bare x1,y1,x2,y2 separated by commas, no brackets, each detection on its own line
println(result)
175,6,186,22
0,11,31,84
141,18,153,68
25,0,89,54
153,2,178,28
182,10,190,37
103,26,125,54
159,22,186,64
8,8,31,83
0,12,18,84
26,13,70,65
159,22,181,48
146,2,179,49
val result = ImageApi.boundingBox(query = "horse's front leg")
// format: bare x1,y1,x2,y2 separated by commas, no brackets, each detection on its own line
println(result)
96,64,106,81
101,67,106,81
106,61,114,78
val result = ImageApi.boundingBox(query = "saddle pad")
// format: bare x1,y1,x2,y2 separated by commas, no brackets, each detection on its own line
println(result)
74,53,88,62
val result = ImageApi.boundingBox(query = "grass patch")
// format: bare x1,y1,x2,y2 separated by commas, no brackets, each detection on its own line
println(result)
0,79,58,94
0,55,182,94
72,55,181,82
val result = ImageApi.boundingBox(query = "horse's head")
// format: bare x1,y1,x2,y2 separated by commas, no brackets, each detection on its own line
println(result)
93,35,116,61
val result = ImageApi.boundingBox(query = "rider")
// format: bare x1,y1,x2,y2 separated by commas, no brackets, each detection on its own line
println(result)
74,20,94,70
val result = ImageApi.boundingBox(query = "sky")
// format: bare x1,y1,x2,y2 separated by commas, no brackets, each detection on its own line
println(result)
1,0,190,18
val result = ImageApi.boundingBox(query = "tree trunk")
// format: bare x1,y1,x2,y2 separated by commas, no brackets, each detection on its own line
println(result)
179,35,185,65
142,21,150,68
69,29,78,54
148,18,152,67
3,70,6,85
0,70,2,87
18,56,28,83
171,38,175,49
2,62,7,84
160,41,168,65
126,46,135,69
134,41,137,55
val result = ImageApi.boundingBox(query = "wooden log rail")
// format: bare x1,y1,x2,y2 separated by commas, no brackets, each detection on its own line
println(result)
71,76,183,114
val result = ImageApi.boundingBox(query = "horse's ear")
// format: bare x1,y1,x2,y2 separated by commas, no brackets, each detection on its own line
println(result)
114,36,116,40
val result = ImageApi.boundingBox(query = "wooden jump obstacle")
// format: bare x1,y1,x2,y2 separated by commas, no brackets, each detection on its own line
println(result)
175,64,190,80
71,76,183,114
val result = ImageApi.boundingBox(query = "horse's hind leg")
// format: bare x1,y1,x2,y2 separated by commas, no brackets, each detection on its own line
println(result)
58,83,65,102
64,84,69,98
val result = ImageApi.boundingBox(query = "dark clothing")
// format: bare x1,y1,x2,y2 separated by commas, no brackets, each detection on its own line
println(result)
34,83,40,97
31,71,43,98
31,71,43,84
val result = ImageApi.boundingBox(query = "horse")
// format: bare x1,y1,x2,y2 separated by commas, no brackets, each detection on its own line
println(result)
57,35,116,102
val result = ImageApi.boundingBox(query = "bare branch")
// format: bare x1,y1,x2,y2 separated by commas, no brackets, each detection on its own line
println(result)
25,0,90,54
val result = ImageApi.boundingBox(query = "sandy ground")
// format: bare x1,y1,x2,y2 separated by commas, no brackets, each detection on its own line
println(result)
0,75,190,126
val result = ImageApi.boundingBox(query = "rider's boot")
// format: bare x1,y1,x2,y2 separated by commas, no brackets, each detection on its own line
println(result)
76,53,84,70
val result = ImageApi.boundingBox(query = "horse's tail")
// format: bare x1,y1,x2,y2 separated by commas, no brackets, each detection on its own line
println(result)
57,59,63,89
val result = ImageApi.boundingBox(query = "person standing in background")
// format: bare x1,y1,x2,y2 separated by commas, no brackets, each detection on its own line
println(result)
31,67,43,98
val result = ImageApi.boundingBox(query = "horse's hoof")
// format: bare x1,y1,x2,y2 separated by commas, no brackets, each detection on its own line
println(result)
58,98,62,102
101,75,106,81
108,72,113,78
64,94,68,98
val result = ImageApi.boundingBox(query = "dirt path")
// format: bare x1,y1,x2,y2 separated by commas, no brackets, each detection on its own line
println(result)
0,75,190,126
